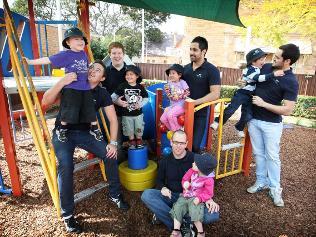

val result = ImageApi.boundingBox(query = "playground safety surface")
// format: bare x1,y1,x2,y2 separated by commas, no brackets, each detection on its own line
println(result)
0,120,315,237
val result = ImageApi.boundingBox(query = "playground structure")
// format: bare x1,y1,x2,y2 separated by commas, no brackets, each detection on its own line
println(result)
0,0,252,217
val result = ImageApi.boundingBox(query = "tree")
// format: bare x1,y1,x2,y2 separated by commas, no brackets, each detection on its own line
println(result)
11,0,56,20
240,0,316,46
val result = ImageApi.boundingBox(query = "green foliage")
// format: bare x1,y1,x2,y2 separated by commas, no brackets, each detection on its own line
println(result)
240,0,316,46
292,96,316,119
12,0,56,20
90,37,110,60
220,86,238,99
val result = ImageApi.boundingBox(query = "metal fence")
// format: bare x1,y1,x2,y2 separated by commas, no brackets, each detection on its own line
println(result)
136,63,316,96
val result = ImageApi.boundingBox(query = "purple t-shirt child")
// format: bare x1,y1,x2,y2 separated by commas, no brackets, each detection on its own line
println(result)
49,50,90,90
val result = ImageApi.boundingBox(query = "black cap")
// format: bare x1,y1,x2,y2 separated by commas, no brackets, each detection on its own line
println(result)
194,153,217,176
62,27,88,49
246,48,267,66
165,64,184,78
125,65,142,83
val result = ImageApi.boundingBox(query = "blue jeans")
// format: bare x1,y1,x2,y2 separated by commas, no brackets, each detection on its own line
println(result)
52,129,122,217
248,119,283,189
193,115,207,153
215,90,252,131
141,189,220,230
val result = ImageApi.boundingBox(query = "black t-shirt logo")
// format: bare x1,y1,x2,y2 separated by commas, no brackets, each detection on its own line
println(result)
124,89,141,112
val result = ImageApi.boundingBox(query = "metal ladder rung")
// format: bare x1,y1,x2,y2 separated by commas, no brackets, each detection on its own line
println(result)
74,158,100,173
222,142,243,151
74,182,108,203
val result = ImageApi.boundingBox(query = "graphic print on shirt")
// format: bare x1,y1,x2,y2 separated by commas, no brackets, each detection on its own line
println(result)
70,59,88,74
124,88,142,112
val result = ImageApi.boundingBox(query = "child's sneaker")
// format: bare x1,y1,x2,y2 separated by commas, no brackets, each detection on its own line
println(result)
90,128,103,141
210,121,219,131
136,139,144,148
269,187,284,207
129,139,136,149
56,128,68,142
237,129,245,138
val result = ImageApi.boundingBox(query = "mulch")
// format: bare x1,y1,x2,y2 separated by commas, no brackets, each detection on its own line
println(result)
0,121,315,237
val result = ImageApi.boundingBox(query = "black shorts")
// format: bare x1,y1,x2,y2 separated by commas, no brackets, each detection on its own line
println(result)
60,88,96,124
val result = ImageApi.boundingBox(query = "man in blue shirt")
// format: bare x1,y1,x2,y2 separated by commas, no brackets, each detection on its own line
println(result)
246,44,300,207
183,36,221,153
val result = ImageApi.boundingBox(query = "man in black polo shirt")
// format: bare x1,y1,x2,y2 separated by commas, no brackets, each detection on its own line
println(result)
183,36,221,153
246,44,300,207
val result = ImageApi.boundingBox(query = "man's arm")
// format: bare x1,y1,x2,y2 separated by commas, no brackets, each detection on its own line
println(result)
41,72,77,107
193,85,221,106
252,96,296,116
103,105,118,142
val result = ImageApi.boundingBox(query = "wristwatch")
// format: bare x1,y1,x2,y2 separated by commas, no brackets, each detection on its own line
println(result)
110,140,118,146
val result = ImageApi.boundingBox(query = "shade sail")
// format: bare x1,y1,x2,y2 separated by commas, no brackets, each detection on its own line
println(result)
100,0,244,27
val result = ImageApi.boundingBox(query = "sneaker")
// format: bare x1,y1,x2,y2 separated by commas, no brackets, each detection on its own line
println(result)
247,183,269,194
210,121,219,131
269,187,284,207
90,129,103,141
63,216,82,233
129,139,136,149
56,129,68,142
136,139,144,148
237,130,245,138
109,194,130,211
151,214,161,225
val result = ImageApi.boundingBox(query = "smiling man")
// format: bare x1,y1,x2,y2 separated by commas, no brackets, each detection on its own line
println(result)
247,44,300,207
183,36,221,153
141,130,220,236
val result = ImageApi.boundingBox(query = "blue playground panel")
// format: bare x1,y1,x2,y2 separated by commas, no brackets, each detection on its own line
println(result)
0,8,35,77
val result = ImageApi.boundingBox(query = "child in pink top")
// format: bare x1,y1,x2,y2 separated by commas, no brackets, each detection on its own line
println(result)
160,64,190,131
170,154,217,237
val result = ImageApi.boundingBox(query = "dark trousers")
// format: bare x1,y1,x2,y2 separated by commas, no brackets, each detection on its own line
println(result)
193,115,207,153
215,90,252,131
52,129,122,218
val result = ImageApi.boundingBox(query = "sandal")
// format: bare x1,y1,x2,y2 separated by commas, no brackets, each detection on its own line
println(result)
197,232,205,237
170,229,182,237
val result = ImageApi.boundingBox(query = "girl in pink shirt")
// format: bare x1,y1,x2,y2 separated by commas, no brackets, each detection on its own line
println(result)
170,154,217,237
160,64,190,131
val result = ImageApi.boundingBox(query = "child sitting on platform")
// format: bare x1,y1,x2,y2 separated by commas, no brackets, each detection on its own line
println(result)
25,27,102,143
160,64,190,131
210,48,284,137
111,65,148,149
170,153,217,237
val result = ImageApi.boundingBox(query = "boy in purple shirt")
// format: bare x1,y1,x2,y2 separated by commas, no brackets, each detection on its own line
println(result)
25,27,102,142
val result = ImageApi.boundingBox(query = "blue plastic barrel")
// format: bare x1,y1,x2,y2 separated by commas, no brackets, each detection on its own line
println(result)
128,146,148,170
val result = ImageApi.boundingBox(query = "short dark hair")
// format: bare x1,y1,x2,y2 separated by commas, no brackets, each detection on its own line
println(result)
93,59,106,78
279,44,300,65
191,36,208,52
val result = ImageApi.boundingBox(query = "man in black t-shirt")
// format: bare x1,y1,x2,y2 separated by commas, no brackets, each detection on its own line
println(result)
246,44,300,208
141,130,220,234
42,61,129,234
183,36,221,153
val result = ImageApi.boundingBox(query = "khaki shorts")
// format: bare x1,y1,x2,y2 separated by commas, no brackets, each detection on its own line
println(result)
122,114,144,137
170,196,204,222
